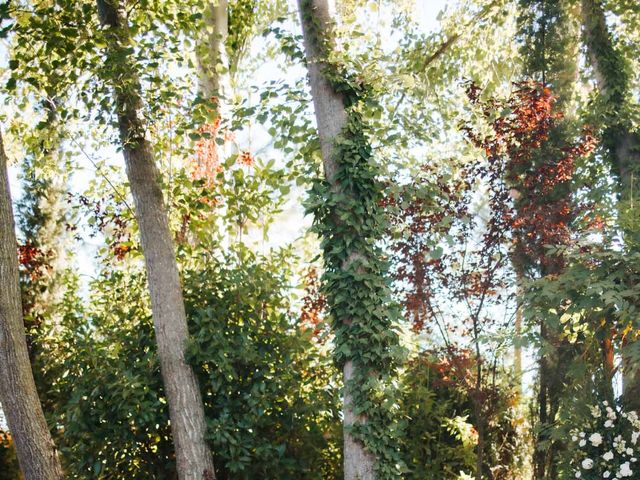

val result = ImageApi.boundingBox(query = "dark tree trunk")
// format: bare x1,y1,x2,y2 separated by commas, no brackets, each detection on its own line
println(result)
96,1,215,478
0,130,64,480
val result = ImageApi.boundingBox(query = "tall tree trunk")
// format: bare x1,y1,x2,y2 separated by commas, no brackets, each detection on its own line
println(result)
298,1,384,478
581,0,640,411
96,2,215,478
0,130,64,480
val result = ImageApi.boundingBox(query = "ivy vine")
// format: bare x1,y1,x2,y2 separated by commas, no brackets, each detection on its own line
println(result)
304,61,406,478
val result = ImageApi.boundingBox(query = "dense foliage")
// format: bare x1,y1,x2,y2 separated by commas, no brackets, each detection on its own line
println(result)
0,0,639,479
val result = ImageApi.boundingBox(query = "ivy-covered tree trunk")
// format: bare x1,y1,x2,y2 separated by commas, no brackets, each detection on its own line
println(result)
0,130,64,480
96,1,215,478
580,0,640,412
298,1,402,478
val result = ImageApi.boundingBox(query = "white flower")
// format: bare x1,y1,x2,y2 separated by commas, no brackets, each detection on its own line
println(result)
604,472,610,478
627,448,634,455
603,451,614,461
590,433,604,447
582,458,594,470
604,401,609,406
580,432,586,437
573,435,579,442
591,406,602,418
605,420,614,428
580,439,587,447
632,432,640,445
619,461,633,477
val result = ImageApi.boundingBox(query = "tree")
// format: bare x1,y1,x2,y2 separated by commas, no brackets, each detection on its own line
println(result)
298,1,403,478
95,1,215,478
580,0,640,412
517,1,584,476
0,129,64,480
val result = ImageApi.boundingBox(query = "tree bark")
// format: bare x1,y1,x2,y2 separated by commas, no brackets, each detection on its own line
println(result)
198,0,231,104
581,0,640,411
297,1,376,478
96,2,215,479
0,130,64,480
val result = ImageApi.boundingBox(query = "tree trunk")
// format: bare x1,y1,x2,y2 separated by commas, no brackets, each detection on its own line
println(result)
513,272,523,394
297,0,377,477
0,130,64,480
581,0,640,411
198,0,231,104
96,2,215,478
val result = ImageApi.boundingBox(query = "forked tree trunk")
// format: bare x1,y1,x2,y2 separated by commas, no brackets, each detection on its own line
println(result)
96,1,215,478
0,130,64,480
297,1,377,478
581,0,640,411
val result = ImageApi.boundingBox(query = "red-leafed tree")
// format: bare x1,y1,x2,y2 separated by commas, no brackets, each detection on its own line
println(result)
389,81,596,479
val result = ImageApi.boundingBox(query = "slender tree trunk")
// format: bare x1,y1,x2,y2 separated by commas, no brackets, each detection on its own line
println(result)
0,130,64,480
96,2,215,478
298,0,377,477
513,271,524,394
198,0,231,104
581,0,640,411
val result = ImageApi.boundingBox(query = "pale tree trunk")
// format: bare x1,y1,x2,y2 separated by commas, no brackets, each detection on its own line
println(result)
297,1,376,478
581,0,640,411
0,130,64,480
96,1,215,478
198,0,231,105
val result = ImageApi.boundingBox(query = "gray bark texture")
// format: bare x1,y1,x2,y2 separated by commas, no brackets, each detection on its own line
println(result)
297,1,376,478
0,130,64,480
581,0,640,411
96,1,215,478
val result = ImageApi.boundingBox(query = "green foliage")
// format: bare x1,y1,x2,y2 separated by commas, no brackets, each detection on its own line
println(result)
399,355,476,479
0,433,21,480
399,352,530,480
185,249,342,479
38,248,340,479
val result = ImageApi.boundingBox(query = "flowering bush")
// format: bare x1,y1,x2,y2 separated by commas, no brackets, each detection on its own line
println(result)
571,401,640,478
